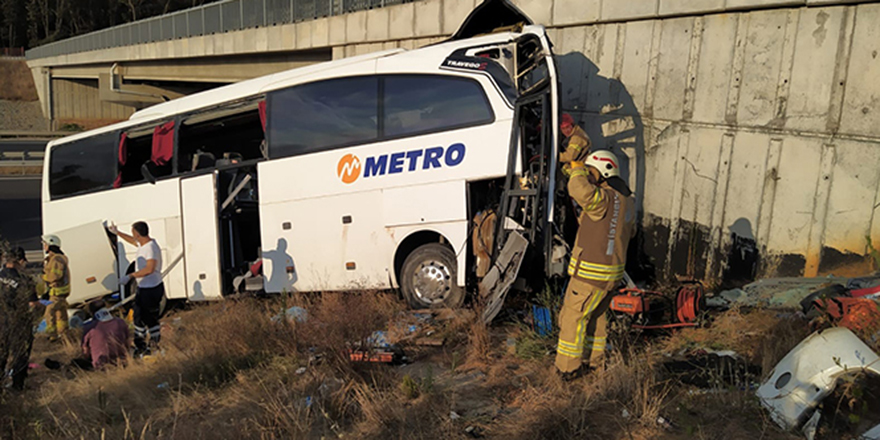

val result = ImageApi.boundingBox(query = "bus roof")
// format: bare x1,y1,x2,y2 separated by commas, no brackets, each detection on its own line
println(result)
47,25,547,150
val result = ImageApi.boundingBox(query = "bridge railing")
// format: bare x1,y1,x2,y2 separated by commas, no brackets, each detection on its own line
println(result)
26,0,414,60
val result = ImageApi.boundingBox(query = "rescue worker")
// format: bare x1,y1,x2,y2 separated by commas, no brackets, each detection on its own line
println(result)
82,305,129,370
109,221,164,357
559,113,591,166
556,149,635,380
0,247,37,390
41,234,71,342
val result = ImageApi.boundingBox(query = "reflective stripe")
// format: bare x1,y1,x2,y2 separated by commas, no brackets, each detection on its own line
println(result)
585,190,604,211
569,168,588,179
575,269,624,282
578,261,624,272
569,258,625,272
569,257,624,281
558,339,581,351
569,258,624,273
575,290,604,348
556,344,584,357
556,345,582,358
50,285,70,296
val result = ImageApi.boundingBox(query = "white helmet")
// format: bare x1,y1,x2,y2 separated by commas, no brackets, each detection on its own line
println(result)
584,150,621,179
42,234,62,248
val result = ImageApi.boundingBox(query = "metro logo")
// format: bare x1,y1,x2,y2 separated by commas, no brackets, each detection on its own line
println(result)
337,154,362,184
336,143,467,184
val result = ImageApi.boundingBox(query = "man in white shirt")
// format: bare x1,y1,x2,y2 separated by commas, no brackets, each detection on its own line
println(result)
109,221,164,356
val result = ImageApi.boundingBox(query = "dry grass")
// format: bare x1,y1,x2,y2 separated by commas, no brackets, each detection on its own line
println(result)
0,60,38,101
0,293,806,440
660,307,809,369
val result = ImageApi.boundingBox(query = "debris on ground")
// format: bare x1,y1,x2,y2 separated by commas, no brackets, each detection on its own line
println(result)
529,305,552,337
270,305,308,323
757,327,880,440
712,275,880,310
662,349,760,390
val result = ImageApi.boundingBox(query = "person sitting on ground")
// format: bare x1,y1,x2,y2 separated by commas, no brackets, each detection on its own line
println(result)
82,304,129,370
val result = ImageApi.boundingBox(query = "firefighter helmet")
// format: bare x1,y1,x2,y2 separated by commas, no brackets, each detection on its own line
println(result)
584,150,621,179
560,113,575,130
42,234,62,248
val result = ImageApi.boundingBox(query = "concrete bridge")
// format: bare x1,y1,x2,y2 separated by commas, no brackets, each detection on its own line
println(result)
25,0,880,285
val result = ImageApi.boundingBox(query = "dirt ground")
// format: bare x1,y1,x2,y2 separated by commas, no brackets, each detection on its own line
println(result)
0,100,48,131
1,290,835,440
0,60,38,102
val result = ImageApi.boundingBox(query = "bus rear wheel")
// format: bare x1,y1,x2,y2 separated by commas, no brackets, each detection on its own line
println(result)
400,243,464,309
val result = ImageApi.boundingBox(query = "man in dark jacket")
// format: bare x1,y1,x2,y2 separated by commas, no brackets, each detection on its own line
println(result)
0,247,37,390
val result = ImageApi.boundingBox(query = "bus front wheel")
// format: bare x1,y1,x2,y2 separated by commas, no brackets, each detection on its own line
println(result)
400,243,464,309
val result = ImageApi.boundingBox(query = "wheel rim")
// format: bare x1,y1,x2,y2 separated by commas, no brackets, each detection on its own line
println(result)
411,259,453,304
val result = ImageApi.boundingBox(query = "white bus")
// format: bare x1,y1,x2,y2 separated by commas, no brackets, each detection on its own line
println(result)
41,7,566,316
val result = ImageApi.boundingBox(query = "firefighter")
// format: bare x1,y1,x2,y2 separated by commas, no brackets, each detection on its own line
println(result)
559,113,591,166
42,234,71,342
0,247,37,390
556,149,635,380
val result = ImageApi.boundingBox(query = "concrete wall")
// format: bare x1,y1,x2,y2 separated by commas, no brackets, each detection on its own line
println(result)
52,79,135,124
547,3,880,284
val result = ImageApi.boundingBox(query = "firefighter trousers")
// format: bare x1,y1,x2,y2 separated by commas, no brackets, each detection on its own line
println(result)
44,295,69,337
555,278,613,373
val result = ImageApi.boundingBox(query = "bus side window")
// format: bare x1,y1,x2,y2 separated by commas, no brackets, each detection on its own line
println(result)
383,76,494,139
118,133,151,185
49,132,117,199
117,123,173,187
178,105,264,173
268,77,379,158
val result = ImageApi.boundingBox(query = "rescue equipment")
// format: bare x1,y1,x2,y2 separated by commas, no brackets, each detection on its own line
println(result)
609,281,705,330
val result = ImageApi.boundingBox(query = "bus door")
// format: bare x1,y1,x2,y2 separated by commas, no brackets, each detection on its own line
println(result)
180,173,223,300
481,32,561,323
50,220,119,305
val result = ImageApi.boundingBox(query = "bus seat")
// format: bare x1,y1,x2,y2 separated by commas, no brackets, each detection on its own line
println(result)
191,151,216,171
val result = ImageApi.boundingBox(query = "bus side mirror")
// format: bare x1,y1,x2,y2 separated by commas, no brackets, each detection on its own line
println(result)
141,161,157,185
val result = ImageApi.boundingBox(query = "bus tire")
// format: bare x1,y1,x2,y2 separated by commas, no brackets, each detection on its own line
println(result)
400,243,464,309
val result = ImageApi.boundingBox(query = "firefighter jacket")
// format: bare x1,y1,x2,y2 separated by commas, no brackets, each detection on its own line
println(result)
42,252,70,297
567,167,635,291
559,125,591,164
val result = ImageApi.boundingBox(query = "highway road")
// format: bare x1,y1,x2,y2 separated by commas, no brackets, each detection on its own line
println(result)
0,176,42,251
0,140,48,153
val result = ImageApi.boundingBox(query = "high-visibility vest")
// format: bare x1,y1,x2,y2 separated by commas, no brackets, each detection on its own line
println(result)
43,253,71,297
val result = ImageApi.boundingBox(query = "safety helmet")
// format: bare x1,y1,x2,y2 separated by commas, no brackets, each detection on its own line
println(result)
584,150,621,179
560,113,575,131
42,234,62,248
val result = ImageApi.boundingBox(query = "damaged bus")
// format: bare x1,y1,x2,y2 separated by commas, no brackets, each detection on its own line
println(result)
40,0,570,320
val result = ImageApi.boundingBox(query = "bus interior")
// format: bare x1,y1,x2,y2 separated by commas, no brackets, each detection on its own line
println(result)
177,101,266,296
464,32,570,294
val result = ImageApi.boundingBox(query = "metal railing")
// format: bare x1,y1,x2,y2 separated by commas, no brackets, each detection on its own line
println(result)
0,151,44,161
27,0,416,60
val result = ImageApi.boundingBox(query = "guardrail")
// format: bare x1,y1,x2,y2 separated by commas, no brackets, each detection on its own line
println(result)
0,151,43,175
26,0,416,60
0,131,67,139
0,151,44,161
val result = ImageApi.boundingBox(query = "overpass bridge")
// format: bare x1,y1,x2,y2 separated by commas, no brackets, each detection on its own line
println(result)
25,0,880,284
